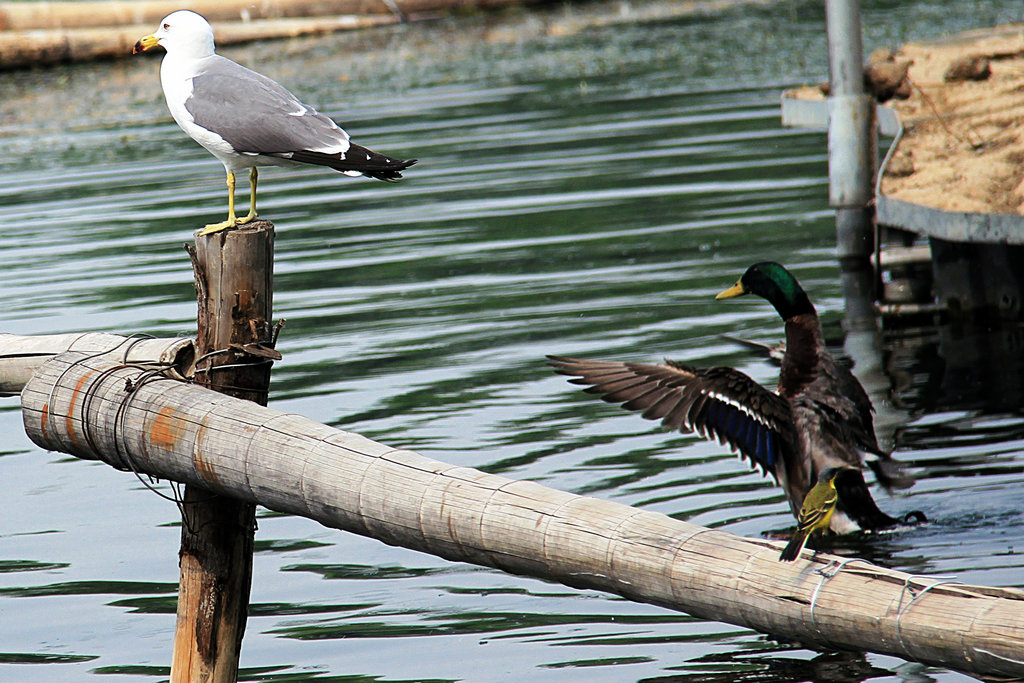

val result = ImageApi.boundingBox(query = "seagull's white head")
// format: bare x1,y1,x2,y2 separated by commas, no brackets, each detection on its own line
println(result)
133,10,216,59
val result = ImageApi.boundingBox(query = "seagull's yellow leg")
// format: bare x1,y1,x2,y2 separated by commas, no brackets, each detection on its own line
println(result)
199,170,239,235
236,168,258,225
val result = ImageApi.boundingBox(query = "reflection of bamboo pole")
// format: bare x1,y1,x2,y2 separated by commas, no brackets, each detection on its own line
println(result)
20,350,1024,679
170,220,276,681
0,332,194,396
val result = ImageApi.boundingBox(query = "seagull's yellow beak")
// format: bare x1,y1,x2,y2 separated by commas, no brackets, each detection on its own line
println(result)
715,280,747,300
132,33,159,54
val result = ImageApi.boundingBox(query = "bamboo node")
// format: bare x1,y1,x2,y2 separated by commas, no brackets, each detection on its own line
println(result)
893,575,962,656
809,558,872,633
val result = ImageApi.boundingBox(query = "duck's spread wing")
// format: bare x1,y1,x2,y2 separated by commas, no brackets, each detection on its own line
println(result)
549,356,793,479
838,372,885,455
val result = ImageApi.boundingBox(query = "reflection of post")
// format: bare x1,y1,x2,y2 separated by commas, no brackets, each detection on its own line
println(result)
839,268,876,332
843,326,903,452
826,0,877,328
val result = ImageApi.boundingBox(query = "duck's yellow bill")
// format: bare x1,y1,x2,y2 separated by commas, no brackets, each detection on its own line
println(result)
715,281,747,300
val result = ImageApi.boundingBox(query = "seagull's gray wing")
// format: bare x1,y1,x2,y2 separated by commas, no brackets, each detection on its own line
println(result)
184,55,350,156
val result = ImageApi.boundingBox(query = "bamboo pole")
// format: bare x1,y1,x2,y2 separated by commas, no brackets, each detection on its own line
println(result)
18,349,1024,679
0,332,194,396
0,0,545,69
0,15,398,70
170,220,276,681
0,0,536,32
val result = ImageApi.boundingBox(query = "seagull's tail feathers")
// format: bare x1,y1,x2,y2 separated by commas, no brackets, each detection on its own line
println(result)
288,144,417,182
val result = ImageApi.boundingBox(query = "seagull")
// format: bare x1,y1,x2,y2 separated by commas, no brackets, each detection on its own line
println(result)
133,10,416,235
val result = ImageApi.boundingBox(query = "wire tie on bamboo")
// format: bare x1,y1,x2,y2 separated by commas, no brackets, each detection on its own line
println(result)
45,335,147,419
193,346,276,398
45,334,160,458
81,363,135,463
972,648,1024,667
808,557,870,633
119,335,155,363
58,337,185,505
111,365,196,514
893,575,961,656
113,366,178,469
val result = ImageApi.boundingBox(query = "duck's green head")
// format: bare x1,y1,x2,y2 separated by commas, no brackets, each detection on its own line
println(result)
715,261,815,320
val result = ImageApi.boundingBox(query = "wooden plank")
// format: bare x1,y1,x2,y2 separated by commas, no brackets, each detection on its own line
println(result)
19,348,1024,679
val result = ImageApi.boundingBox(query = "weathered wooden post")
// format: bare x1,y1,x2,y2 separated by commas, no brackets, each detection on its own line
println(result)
171,220,277,681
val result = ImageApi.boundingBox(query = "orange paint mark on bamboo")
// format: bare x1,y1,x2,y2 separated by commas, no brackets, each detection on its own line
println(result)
65,367,102,452
151,406,185,450
193,416,221,489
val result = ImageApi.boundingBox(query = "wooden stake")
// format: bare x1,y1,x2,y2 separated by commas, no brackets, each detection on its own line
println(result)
171,220,276,682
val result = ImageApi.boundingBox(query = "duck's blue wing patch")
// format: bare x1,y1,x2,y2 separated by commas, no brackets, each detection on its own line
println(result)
549,356,792,480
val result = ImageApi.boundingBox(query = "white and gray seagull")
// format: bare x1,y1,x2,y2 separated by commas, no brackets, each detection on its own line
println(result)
133,10,416,235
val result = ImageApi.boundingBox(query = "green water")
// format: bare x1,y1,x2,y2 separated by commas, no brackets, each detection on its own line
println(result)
1,1,1023,680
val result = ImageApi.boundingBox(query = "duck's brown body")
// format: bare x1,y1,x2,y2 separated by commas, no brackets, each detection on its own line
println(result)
550,262,918,533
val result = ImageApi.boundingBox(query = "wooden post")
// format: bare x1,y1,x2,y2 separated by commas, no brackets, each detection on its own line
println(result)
171,220,276,682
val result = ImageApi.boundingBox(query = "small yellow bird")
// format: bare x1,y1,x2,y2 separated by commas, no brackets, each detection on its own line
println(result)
779,467,844,562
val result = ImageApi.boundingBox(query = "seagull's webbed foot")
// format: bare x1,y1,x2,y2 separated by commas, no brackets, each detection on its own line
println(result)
197,169,247,236
199,217,239,235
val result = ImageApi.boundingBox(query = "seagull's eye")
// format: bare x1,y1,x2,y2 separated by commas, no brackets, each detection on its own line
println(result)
163,23,170,29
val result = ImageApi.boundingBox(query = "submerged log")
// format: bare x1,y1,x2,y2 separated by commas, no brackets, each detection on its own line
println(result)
19,349,1024,679
0,332,194,396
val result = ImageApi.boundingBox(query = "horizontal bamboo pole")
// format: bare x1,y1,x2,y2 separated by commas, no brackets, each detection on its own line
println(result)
19,350,1024,679
0,0,545,69
0,0,534,32
0,15,397,70
0,332,194,396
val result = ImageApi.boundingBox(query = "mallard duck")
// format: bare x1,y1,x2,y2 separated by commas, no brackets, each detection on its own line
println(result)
550,261,922,534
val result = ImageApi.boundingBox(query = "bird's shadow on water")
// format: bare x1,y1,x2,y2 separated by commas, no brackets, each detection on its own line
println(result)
760,521,932,572
639,647,931,683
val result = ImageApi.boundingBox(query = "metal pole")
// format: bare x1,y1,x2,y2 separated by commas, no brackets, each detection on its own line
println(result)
826,0,877,328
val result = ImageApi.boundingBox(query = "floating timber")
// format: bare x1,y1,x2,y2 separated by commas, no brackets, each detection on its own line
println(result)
0,0,548,70
14,348,1024,679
